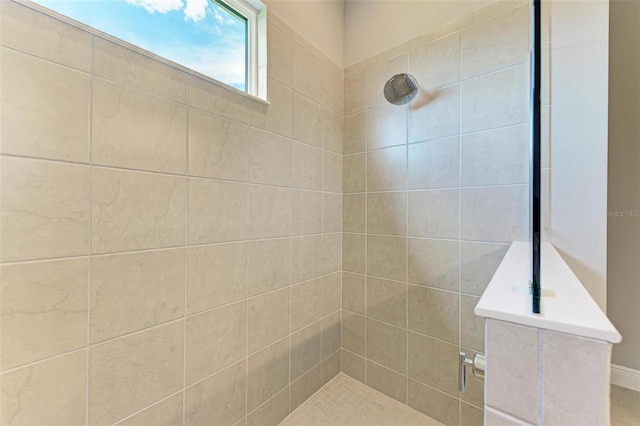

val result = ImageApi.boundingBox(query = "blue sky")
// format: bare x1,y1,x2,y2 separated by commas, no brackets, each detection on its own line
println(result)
35,0,247,90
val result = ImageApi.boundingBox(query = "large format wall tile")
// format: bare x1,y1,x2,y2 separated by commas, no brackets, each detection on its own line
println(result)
408,379,460,426
0,259,88,371
117,393,184,426
92,79,187,174
89,322,184,425
247,238,290,297
188,178,247,245
290,322,322,380
408,137,460,190
188,108,249,181
1,156,90,262
248,185,290,239
408,285,459,344
407,332,459,396
186,302,247,385
0,351,87,426
248,288,290,353
366,276,406,327
408,238,459,291
0,47,90,162
247,338,289,412
93,37,187,103
93,168,185,253
366,318,406,374
91,249,185,343
409,85,460,143
367,192,407,236
367,235,407,282
408,189,459,239
291,278,322,331
409,32,460,93
185,360,246,426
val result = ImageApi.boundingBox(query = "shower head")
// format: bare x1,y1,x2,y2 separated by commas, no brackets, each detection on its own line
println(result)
383,73,418,105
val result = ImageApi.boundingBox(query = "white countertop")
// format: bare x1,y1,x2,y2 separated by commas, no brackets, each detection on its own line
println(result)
474,242,622,343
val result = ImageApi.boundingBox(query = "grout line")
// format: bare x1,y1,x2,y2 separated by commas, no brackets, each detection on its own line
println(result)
458,25,464,425
182,75,191,426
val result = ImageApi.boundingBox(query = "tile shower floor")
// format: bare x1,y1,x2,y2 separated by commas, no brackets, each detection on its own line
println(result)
279,373,444,426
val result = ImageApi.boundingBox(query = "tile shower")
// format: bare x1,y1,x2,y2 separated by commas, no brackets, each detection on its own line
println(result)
0,1,533,425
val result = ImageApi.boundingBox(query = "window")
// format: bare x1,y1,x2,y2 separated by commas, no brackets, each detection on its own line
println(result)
30,0,267,98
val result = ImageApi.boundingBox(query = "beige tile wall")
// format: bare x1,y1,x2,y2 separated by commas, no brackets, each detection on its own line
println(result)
340,3,531,426
0,2,342,425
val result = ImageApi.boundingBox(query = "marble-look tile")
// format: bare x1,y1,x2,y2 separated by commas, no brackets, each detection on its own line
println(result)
246,387,289,426
291,278,322,332
93,168,185,253
367,192,407,236
91,249,185,343
93,38,187,103
322,272,342,317
461,5,529,79
189,177,248,244
187,243,246,314
321,350,341,385
461,403,484,426
408,285,459,344
267,23,293,87
323,192,342,233
461,124,529,186
188,75,250,123
344,112,366,154
366,319,406,374
322,311,341,358
344,72,366,115
248,288,289,353
342,350,366,383
408,137,460,190
291,141,322,190
0,351,86,426
247,338,289,412
343,233,366,274
409,85,460,143
93,79,187,174
367,276,406,327
0,259,87,371
408,238,459,291
291,322,322,380
1,48,89,163
290,364,323,411
186,302,247,385
323,109,344,155
188,108,249,181
323,150,342,193
293,43,328,108
291,235,322,284
342,311,366,356
543,331,610,426
485,407,533,426
248,185,290,239
248,128,291,186
89,322,184,425
367,145,407,192
461,64,529,133
185,361,246,426
408,379,460,426
408,189,459,239
460,295,484,352
408,331,459,396
409,32,460,92
292,93,323,148
486,319,540,424
367,235,407,282
0,1,91,71
250,79,292,137
460,242,509,296
291,190,322,236
343,272,366,315
460,185,528,242
116,393,183,426
367,103,407,149
247,238,290,297
1,156,89,262
322,233,342,274
366,360,407,404
343,194,366,233
343,153,366,194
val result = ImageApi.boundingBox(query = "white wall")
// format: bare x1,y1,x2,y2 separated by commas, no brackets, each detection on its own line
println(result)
343,0,494,67
265,0,344,67
550,0,609,309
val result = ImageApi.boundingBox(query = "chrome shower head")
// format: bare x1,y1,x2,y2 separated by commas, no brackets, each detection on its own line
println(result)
383,73,418,105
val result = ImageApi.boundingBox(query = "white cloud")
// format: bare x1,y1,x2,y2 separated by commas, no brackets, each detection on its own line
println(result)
214,7,238,25
183,0,208,22
125,0,183,14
